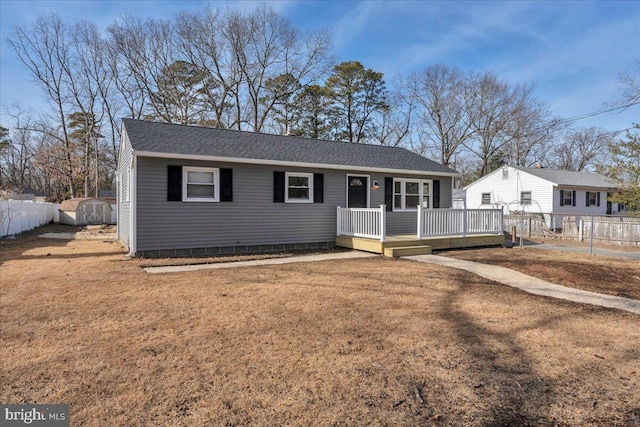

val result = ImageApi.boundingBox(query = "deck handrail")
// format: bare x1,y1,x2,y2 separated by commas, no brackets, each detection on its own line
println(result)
418,208,503,238
337,205,386,241
337,207,503,241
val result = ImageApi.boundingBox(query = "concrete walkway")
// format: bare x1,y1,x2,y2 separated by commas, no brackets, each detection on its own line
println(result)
144,251,377,274
405,255,640,315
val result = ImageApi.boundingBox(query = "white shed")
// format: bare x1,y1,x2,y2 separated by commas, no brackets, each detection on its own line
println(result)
59,198,114,226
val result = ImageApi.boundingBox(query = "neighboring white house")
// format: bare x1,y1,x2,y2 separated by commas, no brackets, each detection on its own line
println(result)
464,165,623,215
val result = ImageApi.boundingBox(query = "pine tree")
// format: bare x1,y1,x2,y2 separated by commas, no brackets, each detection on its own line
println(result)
600,124,640,213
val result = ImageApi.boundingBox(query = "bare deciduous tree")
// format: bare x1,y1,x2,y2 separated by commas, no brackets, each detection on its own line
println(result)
409,64,475,166
7,15,77,197
375,75,414,147
551,127,615,171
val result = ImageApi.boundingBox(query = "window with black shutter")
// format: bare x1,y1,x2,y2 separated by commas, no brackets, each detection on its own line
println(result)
167,165,182,201
274,171,285,203
313,173,324,203
220,168,233,202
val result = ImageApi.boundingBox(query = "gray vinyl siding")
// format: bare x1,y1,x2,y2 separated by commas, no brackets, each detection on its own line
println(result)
117,130,133,248
136,158,338,251
135,157,453,252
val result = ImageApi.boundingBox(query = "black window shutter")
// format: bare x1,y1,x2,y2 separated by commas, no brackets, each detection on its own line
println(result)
167,165,182,201
572,191,576,207
432,180,440,208
559,190,565,207
313,173,324,203
586,191,590,207
274,171,285,203
597,192,601,207
220,168,233,202
384,177,393,211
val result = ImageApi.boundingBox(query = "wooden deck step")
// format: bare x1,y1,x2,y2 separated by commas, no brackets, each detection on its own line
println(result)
383,245,433,258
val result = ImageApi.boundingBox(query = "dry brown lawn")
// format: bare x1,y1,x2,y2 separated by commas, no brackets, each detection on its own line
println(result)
1,225,639,426
443,247,640,301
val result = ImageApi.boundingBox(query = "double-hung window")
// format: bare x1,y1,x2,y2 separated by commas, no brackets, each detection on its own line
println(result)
520,191,532,205
481,193,491,205
183,167,219,202
563,191,573,206
586,191,599,207
285,172,313,203
393,179,431,211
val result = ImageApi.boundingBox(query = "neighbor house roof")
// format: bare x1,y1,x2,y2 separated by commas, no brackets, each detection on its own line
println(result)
512,165,616,189
98,189,116,198
123,119,457,175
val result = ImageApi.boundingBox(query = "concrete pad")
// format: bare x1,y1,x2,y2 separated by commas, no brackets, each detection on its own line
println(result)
144,251,378,274
39,232,118,240
406,254,640,315
39,233,76,239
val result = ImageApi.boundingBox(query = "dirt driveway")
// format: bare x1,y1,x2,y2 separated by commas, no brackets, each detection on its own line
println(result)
1,226,639,426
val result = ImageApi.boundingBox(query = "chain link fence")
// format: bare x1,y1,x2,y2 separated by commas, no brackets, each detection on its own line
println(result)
504,212,640,259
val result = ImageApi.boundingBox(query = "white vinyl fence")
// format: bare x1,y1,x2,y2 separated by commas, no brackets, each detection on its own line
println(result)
0,200,59,237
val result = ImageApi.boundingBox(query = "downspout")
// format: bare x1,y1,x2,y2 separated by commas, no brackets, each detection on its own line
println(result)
127,154,137,258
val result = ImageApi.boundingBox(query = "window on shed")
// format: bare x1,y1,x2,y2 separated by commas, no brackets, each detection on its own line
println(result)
481,193,491,205
520,191,532,205
183,167,219,202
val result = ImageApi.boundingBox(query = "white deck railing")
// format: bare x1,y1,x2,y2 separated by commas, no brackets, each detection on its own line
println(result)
418,208,503,238
337,205,386,241
336,206,503,241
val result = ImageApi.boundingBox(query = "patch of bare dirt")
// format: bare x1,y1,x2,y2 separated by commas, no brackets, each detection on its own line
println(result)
442,247,640,300
1,225,639,426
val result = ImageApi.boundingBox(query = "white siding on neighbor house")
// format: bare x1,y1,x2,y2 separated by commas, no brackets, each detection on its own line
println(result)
117,129,133,248
465,166,554,213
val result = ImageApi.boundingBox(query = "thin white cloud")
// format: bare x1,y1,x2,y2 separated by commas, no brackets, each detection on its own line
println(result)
332,0,386,51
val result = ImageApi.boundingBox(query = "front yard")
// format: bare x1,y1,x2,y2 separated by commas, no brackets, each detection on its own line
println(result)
443,247,640,300
1,226,639,426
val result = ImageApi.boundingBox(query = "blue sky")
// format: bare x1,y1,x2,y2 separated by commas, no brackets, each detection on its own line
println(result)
1,0,639,133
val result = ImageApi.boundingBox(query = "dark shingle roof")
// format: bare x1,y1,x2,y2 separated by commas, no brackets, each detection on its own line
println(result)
123,119,456,175
512,166,616,188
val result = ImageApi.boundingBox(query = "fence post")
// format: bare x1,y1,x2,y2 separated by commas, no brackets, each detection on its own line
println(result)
578,219,583,242
336,206,342,237
520,209,524,247
589,215,594,255
417,207,423,239
379,205,386,242
463,207,468,238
